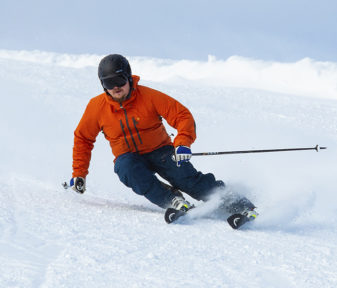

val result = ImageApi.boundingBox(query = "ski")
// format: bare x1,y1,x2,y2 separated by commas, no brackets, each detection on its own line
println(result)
164,207,258,229
164,208,187,224
227,208,258,229
227,213,251,229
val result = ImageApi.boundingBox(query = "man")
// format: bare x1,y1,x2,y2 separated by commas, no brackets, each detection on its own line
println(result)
70,54,255,214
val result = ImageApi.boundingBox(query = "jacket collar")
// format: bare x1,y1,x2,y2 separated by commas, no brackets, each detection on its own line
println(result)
104,75,140,109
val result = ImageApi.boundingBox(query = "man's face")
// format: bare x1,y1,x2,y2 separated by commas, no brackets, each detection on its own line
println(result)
107,80,130,103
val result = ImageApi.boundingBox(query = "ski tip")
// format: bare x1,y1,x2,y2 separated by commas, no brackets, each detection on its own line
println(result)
165,208,177,224
227,209,258,230
227,214,247,229
164,208,185,224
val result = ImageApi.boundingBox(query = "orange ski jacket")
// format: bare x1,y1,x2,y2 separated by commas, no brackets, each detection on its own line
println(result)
72,75,196,177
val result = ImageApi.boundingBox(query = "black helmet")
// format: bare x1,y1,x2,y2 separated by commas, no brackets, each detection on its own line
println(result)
98,54,133,90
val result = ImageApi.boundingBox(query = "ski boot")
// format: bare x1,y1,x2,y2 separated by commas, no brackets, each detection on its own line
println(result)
171,196,193,212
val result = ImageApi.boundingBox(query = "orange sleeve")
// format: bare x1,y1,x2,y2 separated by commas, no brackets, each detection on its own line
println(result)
149,88,196,147
72,99,101,177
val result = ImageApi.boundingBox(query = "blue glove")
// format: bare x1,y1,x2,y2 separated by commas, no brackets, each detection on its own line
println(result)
70,177,86,194
174,146,192,167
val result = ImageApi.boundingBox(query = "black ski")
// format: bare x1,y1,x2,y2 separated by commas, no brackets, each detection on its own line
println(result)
226,213,251,229
165,207,257,229
164,208,187,224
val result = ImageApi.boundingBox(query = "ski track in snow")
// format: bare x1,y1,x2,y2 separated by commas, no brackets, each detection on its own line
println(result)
1,51,337,287
1,177,337,288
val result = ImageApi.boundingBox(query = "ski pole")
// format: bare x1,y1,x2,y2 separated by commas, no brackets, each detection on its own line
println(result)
192,145,327,156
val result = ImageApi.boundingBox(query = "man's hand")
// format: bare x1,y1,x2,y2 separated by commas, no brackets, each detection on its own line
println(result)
174,146,192,167
70,177,86,194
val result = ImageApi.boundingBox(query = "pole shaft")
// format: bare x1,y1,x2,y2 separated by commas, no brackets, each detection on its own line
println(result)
192,145,326,156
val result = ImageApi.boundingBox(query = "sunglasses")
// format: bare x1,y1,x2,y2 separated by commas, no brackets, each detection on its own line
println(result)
102,75,128,90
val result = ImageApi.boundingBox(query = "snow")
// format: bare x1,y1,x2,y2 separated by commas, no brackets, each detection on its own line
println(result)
1,50,337,287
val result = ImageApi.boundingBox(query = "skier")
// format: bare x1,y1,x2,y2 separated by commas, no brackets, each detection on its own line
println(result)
69,54,257,221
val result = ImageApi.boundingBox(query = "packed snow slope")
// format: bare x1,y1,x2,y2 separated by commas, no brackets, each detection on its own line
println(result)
1,50,337,288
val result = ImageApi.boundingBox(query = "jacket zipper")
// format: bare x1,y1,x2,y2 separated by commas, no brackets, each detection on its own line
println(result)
120,120,131,149
132,117,143,144
120,104,139,152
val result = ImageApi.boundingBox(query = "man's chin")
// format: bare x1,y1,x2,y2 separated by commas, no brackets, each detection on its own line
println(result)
111,94,127,102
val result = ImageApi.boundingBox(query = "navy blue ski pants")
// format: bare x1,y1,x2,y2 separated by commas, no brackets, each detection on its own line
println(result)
114,145,222,208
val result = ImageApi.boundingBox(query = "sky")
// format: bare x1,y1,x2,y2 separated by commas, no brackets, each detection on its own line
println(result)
1,0,337,62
